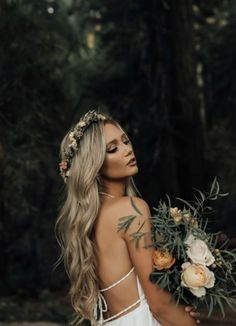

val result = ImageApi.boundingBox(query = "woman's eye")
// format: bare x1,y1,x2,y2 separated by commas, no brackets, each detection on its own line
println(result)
107,147,117,153
106,139,130,153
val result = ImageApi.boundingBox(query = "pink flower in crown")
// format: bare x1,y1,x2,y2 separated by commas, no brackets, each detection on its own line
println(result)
59,160,68,171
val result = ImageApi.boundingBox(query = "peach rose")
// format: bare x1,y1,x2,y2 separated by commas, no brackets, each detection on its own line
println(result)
152,249,176,270
170,207,182,223
181,262,215,297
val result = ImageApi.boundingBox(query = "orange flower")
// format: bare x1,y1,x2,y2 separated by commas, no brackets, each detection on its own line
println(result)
152,248,176,271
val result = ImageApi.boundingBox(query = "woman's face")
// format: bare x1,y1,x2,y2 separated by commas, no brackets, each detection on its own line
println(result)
100,123,138,180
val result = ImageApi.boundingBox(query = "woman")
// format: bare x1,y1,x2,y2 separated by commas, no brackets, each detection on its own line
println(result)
55,110,200,326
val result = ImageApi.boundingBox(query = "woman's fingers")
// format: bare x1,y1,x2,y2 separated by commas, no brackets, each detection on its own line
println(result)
185,306,193,312
190,311,200,317
185,306,201,323
185,305,193,312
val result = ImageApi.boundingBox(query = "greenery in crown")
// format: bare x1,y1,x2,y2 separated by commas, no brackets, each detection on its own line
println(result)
118,178,236,317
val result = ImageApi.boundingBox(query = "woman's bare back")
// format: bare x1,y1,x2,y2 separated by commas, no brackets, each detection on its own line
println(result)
93,196,141,319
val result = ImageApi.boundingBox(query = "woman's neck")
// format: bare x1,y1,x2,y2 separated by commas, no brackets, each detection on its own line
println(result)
99,178,126,198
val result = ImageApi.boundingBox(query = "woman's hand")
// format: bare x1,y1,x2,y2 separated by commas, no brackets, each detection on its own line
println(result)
185,306,201,324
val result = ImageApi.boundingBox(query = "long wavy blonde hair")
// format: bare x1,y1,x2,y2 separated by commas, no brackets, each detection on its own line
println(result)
55,113,140,325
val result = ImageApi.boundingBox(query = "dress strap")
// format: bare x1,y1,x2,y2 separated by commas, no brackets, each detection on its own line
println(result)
103,274,146,323
136,274,143,299
94,267,146,324
103,296,145,323
93,292,108,325
100,266,135,292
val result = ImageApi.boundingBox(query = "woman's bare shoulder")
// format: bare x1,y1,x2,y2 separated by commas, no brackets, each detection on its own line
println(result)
107,196,151,217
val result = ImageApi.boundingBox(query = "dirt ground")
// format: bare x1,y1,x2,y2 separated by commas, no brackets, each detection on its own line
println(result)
0,313,236,326
1,290,236,325
0,324,63,326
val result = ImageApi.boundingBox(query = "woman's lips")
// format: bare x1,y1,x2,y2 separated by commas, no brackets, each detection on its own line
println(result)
127,158,137,166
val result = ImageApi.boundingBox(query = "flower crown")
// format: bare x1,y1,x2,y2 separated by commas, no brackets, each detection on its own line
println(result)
59,110,106,182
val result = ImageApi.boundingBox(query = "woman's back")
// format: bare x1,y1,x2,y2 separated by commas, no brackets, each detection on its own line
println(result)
93,196,143,320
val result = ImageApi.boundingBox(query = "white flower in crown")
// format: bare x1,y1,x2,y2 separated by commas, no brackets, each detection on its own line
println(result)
69,140,78,150
62,170,70,183
68,131,78,150
78,120,86,127
97,114,106,120
69,131,75,142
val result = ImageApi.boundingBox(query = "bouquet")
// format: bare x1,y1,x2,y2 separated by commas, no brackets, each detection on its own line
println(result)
118,178,236,317
150,179,236,317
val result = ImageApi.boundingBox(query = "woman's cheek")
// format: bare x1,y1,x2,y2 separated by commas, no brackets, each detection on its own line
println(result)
101,157,125,178
107,159,123,177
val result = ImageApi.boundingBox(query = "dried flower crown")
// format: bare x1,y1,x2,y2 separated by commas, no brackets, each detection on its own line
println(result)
59,110,106,182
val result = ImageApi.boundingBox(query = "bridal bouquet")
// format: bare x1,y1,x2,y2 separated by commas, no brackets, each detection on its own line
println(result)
149,179,236,317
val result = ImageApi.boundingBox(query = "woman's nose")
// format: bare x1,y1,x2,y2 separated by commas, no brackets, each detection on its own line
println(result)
124,147,132,156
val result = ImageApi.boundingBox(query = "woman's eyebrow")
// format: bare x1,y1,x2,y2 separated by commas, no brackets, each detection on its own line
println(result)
106,133,127,146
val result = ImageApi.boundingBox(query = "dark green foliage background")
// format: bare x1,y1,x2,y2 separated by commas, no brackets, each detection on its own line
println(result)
0,0,235,322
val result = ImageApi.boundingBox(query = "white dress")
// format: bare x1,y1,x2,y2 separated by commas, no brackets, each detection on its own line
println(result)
94,266,161,325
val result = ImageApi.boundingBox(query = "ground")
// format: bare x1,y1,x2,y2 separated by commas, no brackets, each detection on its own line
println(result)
0,293,235,325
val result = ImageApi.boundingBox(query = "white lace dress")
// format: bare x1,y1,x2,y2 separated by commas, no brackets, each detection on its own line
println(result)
93,267,161,325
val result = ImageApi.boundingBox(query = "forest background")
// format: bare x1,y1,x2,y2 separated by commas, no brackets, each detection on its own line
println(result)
0,0,236,324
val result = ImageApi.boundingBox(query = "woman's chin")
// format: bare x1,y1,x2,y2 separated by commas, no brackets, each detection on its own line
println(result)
129,165,139,175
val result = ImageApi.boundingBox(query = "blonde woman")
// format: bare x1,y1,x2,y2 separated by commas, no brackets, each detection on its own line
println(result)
55,111,200,326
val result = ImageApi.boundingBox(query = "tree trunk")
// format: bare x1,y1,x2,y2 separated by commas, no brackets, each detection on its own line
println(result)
151,0,205,201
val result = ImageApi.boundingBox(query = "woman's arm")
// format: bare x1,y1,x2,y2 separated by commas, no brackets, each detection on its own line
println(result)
118,196,197,326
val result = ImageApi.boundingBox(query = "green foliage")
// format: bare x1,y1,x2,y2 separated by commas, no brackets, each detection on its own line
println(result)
0,0,84,295
117,215,137,233
117,198,148,249
150,180,236,317
118,180,236,317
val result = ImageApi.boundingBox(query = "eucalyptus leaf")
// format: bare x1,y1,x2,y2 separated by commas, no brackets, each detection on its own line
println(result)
130,197,142,216
117,215,137,232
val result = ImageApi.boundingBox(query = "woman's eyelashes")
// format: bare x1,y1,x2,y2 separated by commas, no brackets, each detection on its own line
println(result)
107,147,117,153
106,139,131,153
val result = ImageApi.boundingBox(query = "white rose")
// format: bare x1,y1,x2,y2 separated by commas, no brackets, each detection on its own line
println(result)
181,262,215,297
186,238,215,266
184,234,197,246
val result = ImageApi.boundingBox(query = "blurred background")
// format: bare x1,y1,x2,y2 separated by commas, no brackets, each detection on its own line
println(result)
0,0,236,325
